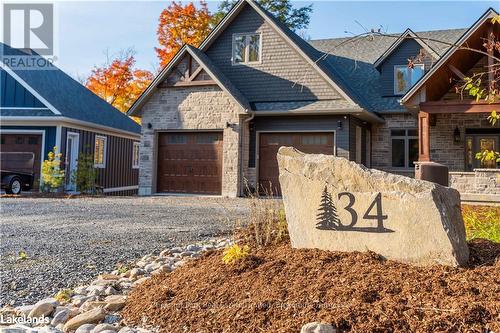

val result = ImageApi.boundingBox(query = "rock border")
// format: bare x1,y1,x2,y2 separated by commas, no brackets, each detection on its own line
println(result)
0,239,233,333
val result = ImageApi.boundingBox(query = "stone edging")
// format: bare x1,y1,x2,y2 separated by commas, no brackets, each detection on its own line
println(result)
0,238,233,333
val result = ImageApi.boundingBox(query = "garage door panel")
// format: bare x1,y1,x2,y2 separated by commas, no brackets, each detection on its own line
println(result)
0,134,42,183
259,132,334,196
157,132,223,195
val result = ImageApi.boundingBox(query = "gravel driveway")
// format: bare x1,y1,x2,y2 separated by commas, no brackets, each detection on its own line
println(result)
0,196,249,307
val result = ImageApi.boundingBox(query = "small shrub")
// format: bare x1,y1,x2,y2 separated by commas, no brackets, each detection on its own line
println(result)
246,195,289,248
54,289,72,304
462,205,500,243
117,263,131,274
41,147,65,192
72,152,98,194
17,250,28,260
222,244,250,265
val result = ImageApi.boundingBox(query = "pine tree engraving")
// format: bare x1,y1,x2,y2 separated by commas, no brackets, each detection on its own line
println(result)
316,186,340,230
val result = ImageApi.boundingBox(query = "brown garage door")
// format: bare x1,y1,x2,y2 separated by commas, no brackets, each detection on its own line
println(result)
0,133,43,182
259,132,334,196
157,132,223,195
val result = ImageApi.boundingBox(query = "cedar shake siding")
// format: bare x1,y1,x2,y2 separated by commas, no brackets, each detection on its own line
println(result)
60,127,139,194
205,5,342,103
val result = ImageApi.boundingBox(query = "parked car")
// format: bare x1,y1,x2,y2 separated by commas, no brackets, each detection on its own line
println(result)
0,152,35,194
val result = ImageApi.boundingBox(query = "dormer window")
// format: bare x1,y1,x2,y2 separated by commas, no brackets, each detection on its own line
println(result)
232,33,261,65
394,64,424,95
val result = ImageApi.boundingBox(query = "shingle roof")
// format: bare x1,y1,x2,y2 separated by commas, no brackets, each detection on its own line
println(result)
186,45,250,110
249,1,467,114
1,42,140,134
308,29,466,113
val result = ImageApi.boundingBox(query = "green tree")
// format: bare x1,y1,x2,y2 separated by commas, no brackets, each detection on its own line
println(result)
213,0,312,31
72,152,98,194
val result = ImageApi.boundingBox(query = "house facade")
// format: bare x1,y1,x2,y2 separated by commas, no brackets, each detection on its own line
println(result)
129,0,499,202
1,43,141,195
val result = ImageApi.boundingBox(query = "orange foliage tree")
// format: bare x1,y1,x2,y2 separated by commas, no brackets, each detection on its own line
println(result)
156,1,213,67
86,50,153,118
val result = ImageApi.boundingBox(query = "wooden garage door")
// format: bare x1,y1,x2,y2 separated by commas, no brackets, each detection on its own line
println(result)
0,133,42,181
157,132,223,195
259,132,334,196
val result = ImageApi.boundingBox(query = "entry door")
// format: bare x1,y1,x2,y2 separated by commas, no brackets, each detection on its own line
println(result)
465,134,499,170
65,133,80,191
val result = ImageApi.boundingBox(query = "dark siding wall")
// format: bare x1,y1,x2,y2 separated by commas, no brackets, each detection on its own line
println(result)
60,127,139,193
0,69,46,107
379,39,434,96
249,115,349,167
205,5,340,102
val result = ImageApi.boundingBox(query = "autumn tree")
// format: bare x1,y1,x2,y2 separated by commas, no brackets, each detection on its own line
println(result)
155,1,213,67
86,49,153,118
214,0,312,31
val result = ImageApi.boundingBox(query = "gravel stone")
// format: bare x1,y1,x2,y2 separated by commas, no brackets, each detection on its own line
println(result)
0,196,248,307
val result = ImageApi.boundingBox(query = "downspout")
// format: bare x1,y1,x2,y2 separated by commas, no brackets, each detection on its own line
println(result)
239,110,255,196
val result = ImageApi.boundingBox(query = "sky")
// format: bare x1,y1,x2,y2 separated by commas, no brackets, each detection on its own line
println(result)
47,1,500,79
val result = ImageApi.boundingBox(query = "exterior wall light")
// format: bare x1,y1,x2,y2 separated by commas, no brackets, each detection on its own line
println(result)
337,121,343,130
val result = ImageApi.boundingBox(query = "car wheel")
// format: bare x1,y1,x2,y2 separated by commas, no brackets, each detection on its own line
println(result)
6,177,22,195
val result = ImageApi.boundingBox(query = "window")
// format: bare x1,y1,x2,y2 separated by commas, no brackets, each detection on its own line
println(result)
28,136,38,145
391,129,418,169
301,135,328,145
15,136,24,144
394,64,424,95
167,134,187,144
196,133,221,144
132,142,140,169
94,135,107,168
232,33,261,64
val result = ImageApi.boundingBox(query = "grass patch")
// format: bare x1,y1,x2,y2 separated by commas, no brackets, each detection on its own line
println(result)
462,205,500,243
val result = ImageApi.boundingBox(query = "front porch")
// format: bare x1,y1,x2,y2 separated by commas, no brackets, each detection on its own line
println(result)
418,101,500,202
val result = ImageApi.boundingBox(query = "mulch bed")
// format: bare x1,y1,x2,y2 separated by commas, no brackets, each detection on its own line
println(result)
122,239,500,333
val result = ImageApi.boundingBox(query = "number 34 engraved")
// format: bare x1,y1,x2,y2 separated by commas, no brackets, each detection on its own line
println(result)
338,192,388,230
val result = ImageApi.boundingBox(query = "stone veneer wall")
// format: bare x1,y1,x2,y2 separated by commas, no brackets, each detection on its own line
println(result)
430,113,494,171
138,85,244,197
450,169,500,195
371,113,417,176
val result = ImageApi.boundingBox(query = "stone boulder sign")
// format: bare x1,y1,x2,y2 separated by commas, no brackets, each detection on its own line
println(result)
277,147,469,267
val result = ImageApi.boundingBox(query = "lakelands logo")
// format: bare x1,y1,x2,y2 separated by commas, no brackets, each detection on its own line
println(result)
3,3,54,55
0,313,50,325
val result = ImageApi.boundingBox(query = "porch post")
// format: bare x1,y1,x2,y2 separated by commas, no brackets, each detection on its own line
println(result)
418,111,430,161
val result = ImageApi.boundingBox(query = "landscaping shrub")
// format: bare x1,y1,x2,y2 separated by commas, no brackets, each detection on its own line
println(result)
72,152,98,194
462,205,500,243
222,244,250,265
41,147,65,192
244,196,288,248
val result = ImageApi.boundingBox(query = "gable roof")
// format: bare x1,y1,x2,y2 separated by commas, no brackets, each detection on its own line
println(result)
401,7,499,104
373,29,439,68
129,0,369,117
308,28,466,113
128,44,250,116
1,42,140,134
